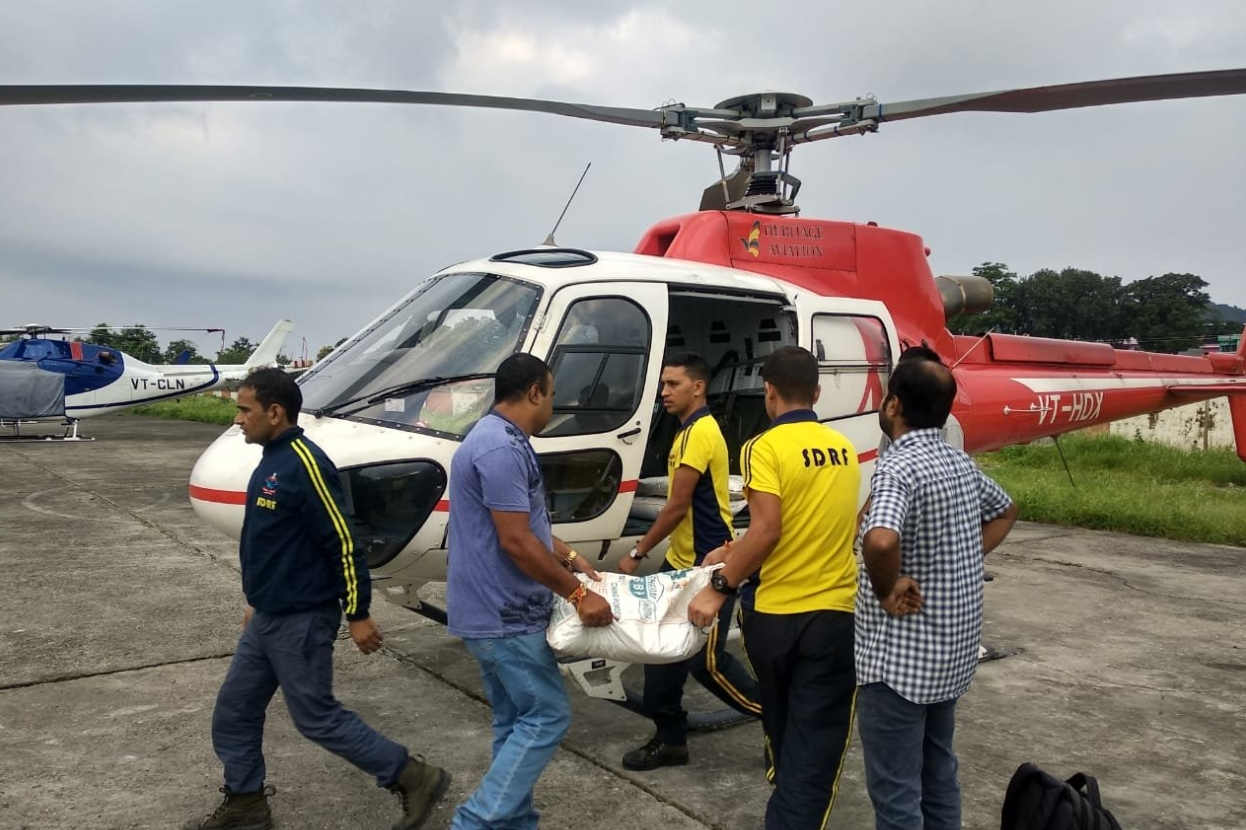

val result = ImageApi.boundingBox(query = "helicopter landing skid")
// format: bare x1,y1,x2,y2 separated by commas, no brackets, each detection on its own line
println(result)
556,655,753,732
0,418,93,442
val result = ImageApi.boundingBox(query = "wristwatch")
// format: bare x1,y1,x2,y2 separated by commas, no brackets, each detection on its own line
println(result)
710,572,736,596
628,547,645,560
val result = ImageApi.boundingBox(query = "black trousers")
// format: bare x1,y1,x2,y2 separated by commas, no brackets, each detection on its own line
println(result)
743,607,857,830
643,582,762,745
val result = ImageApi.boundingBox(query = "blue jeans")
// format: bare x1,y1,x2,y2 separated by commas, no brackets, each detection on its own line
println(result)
856,682,961,830
212,605,409,793
451,631,572,830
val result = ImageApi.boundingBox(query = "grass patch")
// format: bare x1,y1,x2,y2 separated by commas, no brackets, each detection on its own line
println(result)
131,394,236,425
976,432,1246,547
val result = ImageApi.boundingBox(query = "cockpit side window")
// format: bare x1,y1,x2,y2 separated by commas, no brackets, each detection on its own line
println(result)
541,297,650,437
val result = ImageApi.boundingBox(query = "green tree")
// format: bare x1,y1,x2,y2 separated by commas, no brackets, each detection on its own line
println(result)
119,327,162,363
947,262,1020,334
1121,272,1214,353
316,337,348,361
1010,268,1125,342
216,336,256,365
87,324,162,362
276,353,292,367
88,323,117,348
163,339,209,364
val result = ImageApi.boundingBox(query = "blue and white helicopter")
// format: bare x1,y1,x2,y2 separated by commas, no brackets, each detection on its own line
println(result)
0,319,294,439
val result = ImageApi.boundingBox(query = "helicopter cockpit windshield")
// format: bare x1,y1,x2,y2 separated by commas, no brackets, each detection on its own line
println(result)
299,272,541,435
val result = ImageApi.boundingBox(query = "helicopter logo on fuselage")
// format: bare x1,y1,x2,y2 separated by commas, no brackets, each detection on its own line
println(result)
740,220,761,257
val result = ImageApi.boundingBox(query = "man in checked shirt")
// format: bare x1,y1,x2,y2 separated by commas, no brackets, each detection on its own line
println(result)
856,346,1019,830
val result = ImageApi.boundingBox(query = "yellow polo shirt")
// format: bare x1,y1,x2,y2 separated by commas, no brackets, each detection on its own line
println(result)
665,408,734,570
741,409,859,614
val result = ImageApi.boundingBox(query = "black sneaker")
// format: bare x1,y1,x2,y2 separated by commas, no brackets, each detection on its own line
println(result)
622,738,689,771
182,786,275,830
387,755,452,830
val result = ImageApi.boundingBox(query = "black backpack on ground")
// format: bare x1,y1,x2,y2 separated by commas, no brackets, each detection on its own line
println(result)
1001,762,1123,830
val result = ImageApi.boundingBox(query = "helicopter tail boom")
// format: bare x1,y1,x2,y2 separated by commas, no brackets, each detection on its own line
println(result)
947,331,1246,455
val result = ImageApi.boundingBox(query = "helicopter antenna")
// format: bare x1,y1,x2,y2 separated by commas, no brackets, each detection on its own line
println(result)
951,327,996,369
1053,434,1076,487
542,162,591,246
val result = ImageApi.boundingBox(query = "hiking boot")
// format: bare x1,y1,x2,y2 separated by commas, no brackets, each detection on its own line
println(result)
622,738,689,771
387,755,451,830
182,786,274,830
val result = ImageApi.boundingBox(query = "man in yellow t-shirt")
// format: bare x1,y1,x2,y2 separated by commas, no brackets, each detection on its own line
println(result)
618,352,762,770
690,346,860,830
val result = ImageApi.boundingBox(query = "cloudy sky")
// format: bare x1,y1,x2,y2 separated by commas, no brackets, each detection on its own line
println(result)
1,1,1244,356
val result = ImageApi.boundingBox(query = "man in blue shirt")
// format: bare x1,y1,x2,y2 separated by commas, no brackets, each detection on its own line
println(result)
857,347,1018,830
184,369,449,830
447,353,612,830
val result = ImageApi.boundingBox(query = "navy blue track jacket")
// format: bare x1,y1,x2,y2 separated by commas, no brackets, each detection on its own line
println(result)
240,427,371,620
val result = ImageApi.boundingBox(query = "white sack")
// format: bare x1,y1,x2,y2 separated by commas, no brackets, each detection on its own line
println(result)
547,566,719,664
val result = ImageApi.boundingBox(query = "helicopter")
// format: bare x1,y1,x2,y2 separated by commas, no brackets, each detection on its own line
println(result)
0,319,294,439
5,68,1246,704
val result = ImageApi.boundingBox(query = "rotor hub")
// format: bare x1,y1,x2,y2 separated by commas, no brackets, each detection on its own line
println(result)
712,91,814,118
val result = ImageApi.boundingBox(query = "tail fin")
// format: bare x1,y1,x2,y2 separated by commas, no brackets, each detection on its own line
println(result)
1229,396,1246,464
1230,324,1246,462
245,320,295,369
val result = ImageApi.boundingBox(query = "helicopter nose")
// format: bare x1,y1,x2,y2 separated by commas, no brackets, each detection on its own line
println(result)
188,425,258,538
188,421,451,572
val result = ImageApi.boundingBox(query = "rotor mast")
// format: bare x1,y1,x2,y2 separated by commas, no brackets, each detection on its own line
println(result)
667,90,877,215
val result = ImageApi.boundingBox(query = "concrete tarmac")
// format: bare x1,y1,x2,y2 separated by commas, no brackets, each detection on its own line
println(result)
0,415,1243,830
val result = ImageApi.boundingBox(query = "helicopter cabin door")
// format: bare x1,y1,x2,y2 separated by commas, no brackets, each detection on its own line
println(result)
796,296,900,504
527,282,668,562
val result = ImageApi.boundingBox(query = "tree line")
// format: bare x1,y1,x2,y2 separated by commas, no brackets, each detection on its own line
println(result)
948,264,1244,353
83,325,289,366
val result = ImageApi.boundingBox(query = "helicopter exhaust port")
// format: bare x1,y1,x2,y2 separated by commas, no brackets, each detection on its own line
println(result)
935,274,995,320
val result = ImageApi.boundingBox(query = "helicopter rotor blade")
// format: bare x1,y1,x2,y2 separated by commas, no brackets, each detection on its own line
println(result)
861,67,1246,124
0,84,672,130
0,324,74,334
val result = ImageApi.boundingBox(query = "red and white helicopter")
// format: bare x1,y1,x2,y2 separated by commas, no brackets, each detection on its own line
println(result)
6,70,1246,704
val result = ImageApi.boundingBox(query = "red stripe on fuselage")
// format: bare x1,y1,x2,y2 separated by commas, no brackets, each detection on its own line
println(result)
188,485,248,505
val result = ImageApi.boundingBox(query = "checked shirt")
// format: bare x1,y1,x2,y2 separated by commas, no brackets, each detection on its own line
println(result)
856,428,1013,704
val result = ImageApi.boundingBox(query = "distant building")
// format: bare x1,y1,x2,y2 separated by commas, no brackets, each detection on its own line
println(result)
1201,333,1241,354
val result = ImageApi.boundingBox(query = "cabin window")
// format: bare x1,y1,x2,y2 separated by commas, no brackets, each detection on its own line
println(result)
19,341,57,360
810,314,892,419
541,297,650,437
538,449,624,522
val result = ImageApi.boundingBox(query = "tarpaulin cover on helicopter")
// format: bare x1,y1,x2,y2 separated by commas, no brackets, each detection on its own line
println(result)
0,361,65,420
